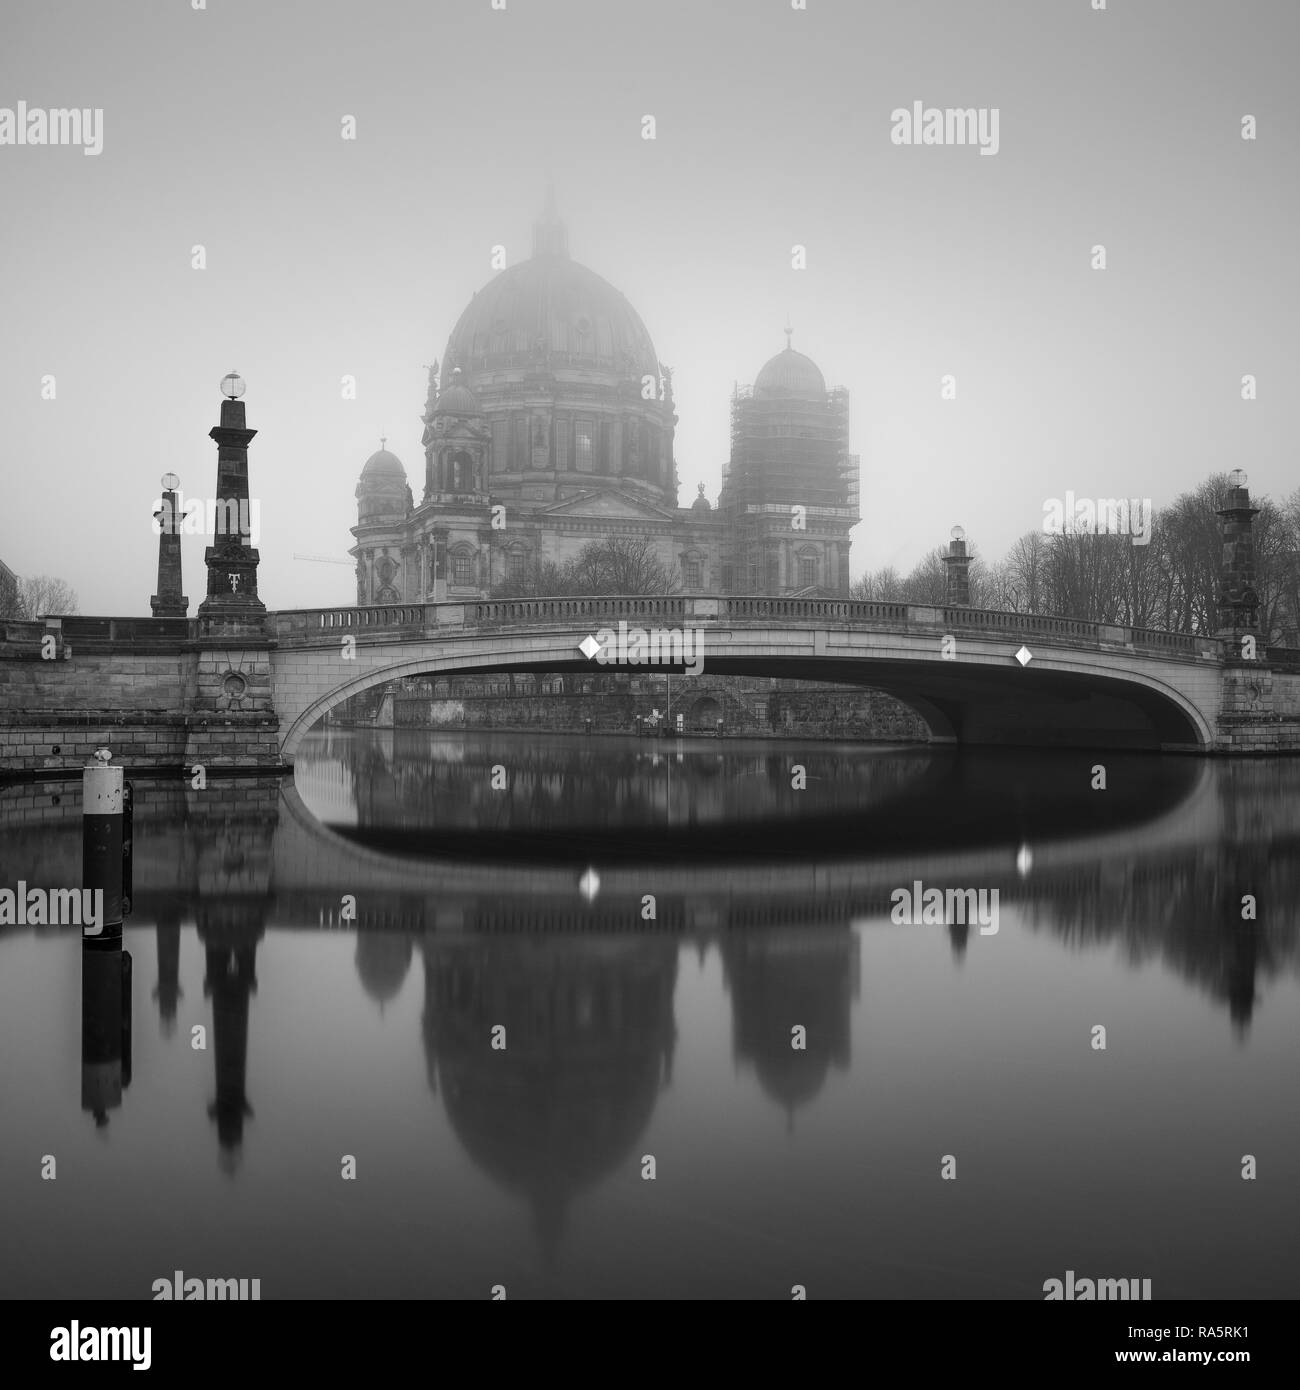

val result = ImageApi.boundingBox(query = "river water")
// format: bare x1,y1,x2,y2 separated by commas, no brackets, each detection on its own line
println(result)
1,729,1297,1299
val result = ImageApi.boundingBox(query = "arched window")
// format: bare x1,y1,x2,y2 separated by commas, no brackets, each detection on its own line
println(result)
798,550,819,588
451,548,475,587
575,420,594,473
451,450,474,492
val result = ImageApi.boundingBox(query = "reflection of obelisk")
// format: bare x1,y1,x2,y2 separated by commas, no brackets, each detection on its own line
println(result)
1216,848,1268,1035
81,940,132,1128
948,919,970,964
721,927,857,1127
421,935,677,1265
199,920,263,1172
1224,920,1259,1034
153,909,184,1036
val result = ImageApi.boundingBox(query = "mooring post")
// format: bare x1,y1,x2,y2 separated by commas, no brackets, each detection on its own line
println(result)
81,750,131,1125
82,749,124,939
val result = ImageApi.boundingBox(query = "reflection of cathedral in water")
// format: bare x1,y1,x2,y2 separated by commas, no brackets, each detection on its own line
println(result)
720,928,859,1125
419,935,677,1258
390,920,862,1254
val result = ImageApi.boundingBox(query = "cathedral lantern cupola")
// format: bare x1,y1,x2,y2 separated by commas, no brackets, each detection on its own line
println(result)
532,180,569,259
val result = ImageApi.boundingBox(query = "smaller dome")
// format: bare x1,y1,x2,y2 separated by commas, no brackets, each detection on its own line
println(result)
434,386,479,416
361,446,406,480
691,483,711,513
754,347,826,400
434,369,481,417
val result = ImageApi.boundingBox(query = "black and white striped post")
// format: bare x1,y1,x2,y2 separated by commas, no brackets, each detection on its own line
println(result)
82,749,124,939
80,749,133,1124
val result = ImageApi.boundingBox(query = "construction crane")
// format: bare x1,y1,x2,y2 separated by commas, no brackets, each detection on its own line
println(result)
293,553,354,565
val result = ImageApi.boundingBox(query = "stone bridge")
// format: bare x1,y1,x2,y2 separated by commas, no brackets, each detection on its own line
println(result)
2,593,1299,773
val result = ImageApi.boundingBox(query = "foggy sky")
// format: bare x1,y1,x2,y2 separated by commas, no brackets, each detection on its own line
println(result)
1,0,1297,614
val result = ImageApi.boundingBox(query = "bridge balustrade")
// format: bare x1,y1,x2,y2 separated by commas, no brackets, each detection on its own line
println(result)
269,606,425,636
256,595,1228,662
1129,628,1203,654
470,596,687,626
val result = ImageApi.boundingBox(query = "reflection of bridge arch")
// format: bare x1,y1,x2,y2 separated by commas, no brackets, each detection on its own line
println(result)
273,608,1219,761
272,752,1225,907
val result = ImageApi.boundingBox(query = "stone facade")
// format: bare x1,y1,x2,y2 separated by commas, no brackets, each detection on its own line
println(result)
0,622,282,773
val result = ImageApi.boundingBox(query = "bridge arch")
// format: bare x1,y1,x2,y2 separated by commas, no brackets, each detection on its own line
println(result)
274,622,1217,763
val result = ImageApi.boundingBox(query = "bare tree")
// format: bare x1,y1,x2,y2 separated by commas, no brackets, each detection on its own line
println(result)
849,566,905,601
852,546,990,606
1276,487,1300,643
488,559,574,600
568,535,680,594
489,536,679,598
16,574,79,617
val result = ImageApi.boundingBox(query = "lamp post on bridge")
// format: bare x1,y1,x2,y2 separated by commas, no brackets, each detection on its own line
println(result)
150,472,188,617
198,372,265,633
1216,469,1261,660
943,526,971,608
186,374,282,768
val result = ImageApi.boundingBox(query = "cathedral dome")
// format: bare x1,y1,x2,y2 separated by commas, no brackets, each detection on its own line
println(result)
691,483,712,513
754,346,826,400
444,240,660,381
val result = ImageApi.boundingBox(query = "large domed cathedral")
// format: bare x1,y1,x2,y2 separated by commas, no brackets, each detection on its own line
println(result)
352,198,860,602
